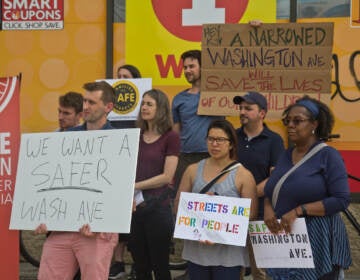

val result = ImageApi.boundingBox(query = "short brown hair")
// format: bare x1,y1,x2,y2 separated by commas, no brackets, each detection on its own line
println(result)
83,81,115,105
181,50,201,66
59,92,83,114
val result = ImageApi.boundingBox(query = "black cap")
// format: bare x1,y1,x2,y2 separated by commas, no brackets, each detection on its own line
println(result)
233,91,267,112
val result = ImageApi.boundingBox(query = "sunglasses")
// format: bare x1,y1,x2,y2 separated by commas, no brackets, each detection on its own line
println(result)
282,118,310,126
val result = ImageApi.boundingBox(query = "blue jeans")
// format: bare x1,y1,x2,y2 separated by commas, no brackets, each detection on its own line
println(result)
187,261,242,280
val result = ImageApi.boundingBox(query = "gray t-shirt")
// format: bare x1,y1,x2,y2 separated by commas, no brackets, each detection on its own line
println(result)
182,159,250,267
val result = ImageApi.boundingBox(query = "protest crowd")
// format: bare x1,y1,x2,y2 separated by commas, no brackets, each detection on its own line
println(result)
25,41,352,280
4,16,348,280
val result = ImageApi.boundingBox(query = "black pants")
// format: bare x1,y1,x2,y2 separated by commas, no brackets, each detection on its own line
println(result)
130,206,173,280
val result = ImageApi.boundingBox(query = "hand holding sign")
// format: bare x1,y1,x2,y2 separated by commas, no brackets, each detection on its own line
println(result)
249,219,314,268
10,129,140,233
174,192,251,246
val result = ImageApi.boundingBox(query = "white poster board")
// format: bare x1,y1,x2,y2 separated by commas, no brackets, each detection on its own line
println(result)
249,218,314,268
174,192,251,246
105,78,152,121
10,129,140,233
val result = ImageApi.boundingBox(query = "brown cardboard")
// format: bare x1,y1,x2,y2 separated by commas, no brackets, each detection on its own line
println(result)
197,91,331,119
202,22,334,47
201,47,332,70
202,69,331,93
200,22,334,115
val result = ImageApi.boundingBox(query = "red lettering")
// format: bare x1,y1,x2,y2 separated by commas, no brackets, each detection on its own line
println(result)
206,75,220,90
312,79,323,91
201,97,211,107
218,96,227,108
155,54,183,78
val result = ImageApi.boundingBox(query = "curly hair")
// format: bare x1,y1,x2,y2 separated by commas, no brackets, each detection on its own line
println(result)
282,95,334,141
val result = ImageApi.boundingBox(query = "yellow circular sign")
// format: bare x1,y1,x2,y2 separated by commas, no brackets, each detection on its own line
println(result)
112,80,139,115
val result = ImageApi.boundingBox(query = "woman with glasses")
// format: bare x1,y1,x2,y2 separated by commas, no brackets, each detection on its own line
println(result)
264,95,351,279
174,119,258,280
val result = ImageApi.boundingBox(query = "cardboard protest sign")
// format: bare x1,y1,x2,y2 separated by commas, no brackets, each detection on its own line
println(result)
105,78,152,121
10,129,140,233
199,22,334,116
198,91,331,119
174,192,251,246
249,219,314,268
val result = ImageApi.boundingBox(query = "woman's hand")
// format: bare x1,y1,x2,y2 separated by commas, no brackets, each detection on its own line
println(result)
199,240,215,246
280,208,298,234
132,198,137,212
34,223,47,235
205,191,218,196
264,199,281,234
79,224,97,238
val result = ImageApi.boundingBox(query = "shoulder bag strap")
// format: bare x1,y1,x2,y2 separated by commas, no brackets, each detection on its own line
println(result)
199,161,241,194
272,143,327,208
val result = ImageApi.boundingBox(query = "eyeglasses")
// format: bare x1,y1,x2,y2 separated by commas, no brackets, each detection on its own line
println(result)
206,136,230,144
282,118,310,126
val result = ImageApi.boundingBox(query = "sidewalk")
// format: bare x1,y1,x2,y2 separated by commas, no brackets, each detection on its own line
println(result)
19,262,189,280
19,204,360,279
19,261,360,280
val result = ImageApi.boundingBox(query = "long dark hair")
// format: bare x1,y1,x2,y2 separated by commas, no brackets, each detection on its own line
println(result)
117,64,142,78
207,120,238,160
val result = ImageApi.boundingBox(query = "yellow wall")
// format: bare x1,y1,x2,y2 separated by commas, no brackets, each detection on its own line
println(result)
352,0,360,22
0,0,107,132
1,2,360,151
115,18,360,150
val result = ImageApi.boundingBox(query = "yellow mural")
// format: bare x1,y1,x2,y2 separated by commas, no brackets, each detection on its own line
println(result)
0,1,359,150
0,0,107,132
297,18,360,148
125,0,276,85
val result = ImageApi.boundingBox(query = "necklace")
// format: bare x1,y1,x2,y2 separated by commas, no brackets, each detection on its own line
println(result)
143,132,160,143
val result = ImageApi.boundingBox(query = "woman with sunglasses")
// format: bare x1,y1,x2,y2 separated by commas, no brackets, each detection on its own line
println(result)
174,119,257,280
264,95,351,279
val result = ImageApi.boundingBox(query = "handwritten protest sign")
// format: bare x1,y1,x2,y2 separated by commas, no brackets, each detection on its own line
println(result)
249,219,314,268
105,78,152,121
10,129,140,233
199,22,334,116
174,192,251,246
198,91,331,119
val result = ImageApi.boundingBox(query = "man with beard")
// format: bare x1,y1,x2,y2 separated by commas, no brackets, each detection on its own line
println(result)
172,50,223,196
233,91,284,279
